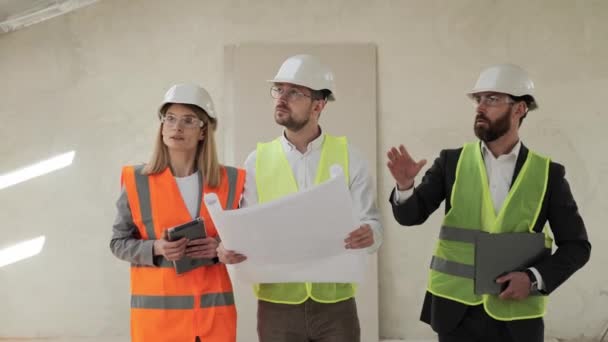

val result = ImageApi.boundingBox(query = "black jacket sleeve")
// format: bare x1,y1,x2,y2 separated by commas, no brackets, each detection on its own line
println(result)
390,149,454,226
533,162,591,294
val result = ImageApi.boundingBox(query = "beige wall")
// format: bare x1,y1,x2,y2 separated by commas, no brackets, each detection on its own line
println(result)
0,0,606,340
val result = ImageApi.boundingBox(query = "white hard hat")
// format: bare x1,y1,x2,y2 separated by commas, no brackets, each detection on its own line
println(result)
467,64,538,110
159,83,216,119
268,54,336,101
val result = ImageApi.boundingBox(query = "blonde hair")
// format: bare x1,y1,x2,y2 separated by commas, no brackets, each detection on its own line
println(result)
142,103,221,187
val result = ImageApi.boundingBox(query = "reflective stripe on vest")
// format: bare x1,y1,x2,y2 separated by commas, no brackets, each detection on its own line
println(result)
254,134,355,304
131,292,235,309
131,295,194,309
133,164,156,240
428,142,551,321
224,166,239,210
430,255,475,279
201,292,235,308
439,225,483,244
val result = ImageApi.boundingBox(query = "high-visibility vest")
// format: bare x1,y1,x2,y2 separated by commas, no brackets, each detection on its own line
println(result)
253,134,357,304
428,142,553,321
121,165,245,342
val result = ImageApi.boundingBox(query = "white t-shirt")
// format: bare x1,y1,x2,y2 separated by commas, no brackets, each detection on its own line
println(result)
174,172,200,219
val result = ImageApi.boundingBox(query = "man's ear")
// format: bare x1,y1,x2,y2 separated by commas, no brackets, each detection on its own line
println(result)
518,101,529,115
513,101,528,121
314,99,326,114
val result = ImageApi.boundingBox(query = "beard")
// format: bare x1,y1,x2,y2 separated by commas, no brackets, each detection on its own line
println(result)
474,109,512,142
274,104,312,132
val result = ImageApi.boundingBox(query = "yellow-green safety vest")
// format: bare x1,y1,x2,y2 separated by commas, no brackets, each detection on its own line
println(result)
254,134,356,304
428,142,553,321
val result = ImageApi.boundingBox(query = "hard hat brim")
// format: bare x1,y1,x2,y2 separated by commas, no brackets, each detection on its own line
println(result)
466,90,538,111
157,101,217,120
267,79,336,101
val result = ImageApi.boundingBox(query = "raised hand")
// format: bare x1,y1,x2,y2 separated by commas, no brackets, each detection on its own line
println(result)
386,145,427,190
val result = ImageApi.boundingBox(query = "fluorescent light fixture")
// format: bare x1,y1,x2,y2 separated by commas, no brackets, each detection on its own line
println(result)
0,150,75,190
0,0,98,34
0,236,46,268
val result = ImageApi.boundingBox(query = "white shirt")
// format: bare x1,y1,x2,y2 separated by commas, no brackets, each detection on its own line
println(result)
481,141,520,214
241,131,383,253
175,173,200,219
393,141,545,290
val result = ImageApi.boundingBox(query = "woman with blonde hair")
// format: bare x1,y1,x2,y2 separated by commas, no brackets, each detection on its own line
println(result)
110,83,245,342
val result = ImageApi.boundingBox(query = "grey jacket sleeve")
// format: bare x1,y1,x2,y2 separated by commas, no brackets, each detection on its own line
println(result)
109,188,157,266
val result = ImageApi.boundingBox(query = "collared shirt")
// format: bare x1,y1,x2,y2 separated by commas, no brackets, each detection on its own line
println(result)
481,141,521,214
241,130,383,253
393,140,545,289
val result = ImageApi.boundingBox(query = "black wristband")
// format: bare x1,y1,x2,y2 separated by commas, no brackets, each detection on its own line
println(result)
524,269,538,289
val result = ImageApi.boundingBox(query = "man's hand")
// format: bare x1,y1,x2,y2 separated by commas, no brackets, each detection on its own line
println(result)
386,145,427,190
345,224,374,249
153,233,188,261
185,237,219,259
217,242,247,264
496,272,532,300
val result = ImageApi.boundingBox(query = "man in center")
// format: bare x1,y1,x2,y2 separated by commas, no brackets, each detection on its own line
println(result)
218,54,382,342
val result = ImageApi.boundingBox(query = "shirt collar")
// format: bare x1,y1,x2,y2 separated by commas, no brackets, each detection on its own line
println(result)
280,127,325,152
481,140,521,160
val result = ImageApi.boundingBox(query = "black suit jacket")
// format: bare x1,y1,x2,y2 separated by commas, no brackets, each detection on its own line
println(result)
390,143,591,338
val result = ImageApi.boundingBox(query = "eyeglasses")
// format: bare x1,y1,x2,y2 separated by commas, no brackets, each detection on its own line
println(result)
161,114,204,129
270,86,313,102
472,94,514,107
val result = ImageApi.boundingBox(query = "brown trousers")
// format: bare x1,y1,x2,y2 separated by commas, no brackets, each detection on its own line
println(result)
257,298,360,342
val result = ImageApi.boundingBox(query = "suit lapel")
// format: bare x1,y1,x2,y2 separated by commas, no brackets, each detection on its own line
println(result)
510,143,529,188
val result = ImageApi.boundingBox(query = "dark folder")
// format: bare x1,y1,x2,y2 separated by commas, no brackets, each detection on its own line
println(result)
167,217,215,274
474,232,548,295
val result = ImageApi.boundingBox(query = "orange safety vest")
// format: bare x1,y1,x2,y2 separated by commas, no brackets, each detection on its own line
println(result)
121,165,245,342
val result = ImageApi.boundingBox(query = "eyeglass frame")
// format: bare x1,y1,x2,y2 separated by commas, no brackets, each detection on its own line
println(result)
471,93,515,107
160,113,206,129
270,85,321,102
